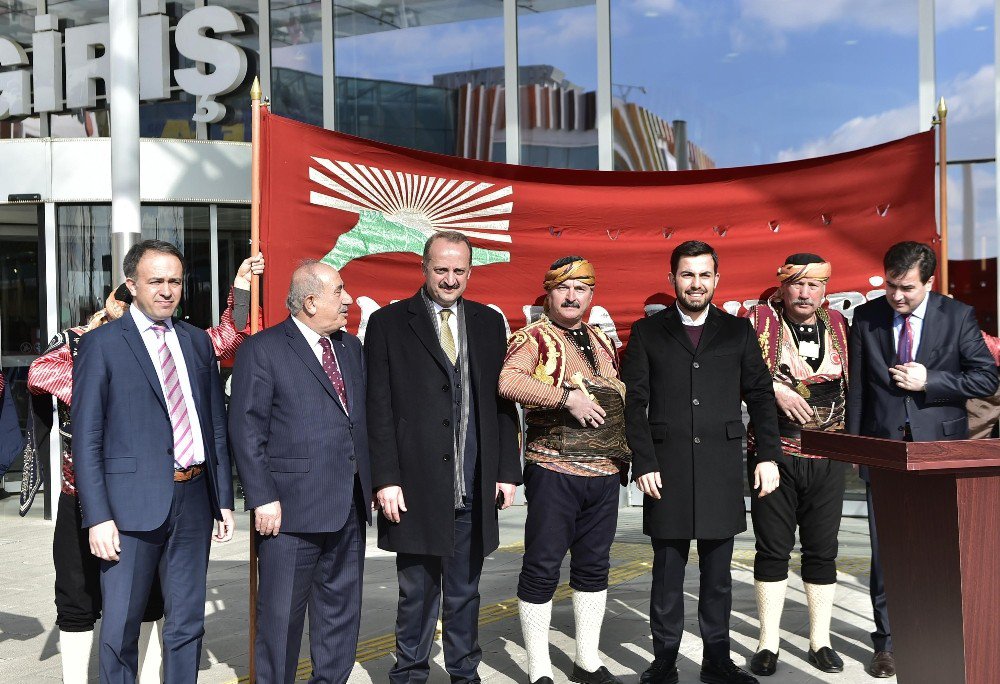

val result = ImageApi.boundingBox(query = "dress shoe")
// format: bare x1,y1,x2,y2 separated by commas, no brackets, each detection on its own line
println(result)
700,658,760,684
809,647,844,673
868,650,896,678
640,658,679,684
749,649,779,676
531,679,554,684
569,664,622,684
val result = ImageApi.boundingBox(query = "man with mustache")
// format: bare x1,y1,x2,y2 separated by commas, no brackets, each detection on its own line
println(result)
743,254,849,676
229,260,372,683
499,256,630,684
622,240,781,684
366,231,520,683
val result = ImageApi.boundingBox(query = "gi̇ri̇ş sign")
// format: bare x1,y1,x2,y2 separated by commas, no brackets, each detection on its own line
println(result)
0,4,250,124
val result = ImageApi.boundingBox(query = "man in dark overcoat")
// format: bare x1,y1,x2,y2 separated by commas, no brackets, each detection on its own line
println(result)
621,240,782,684
365,231,521,683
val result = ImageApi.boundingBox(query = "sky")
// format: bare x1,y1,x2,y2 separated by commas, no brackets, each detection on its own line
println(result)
274,0,997,258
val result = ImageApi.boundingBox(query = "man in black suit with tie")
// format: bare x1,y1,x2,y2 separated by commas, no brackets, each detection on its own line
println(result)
229,260,372,683
365,231,521,683
73,240,235,683
621,240,782,684
846,241,997,678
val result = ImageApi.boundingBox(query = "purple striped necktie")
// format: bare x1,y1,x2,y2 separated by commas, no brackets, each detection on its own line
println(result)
897,314,914,364
151,324,196,469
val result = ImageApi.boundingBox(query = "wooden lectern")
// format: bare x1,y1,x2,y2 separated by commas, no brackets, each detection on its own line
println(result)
801,430,1000,684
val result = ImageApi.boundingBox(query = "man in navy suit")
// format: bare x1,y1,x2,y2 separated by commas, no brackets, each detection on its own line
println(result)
72,240,235,683
847,241,998,678
229,260,371,683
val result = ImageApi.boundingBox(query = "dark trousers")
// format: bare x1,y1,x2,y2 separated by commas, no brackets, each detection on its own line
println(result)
390,499,483,684
750,456,845,584
517,465,619,603
650,537,735,663
866,483,892,652
54,491,164,631
254,489,366,684
98,474,213,684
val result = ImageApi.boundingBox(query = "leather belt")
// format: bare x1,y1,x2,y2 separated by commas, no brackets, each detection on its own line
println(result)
174,464,204,482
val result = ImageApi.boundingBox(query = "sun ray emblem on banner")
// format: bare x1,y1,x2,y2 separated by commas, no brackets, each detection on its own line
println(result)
309,157,514,269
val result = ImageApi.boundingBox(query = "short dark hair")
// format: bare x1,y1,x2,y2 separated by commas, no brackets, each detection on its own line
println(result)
550,255,585,270
784,252,825,266
423,231,473,265
883,241,936,283
123,239,184,280
670,240,718,274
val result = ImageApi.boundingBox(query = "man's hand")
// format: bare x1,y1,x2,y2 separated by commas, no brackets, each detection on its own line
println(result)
776,387,813,424
565,389,606,427
754,461,780,497
635,471,662,500
254,501,282,536
889,362,928,392
495,482,517,510
215,509,236,542
234,252,265,290
377,485,407,523
89,520,121,561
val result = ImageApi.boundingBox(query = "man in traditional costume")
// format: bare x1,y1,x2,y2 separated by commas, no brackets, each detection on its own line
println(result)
744,253,848,676
499,256,629,684
26,254,262,684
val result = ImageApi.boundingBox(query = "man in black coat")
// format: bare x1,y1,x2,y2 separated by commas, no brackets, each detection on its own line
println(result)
365,231,521,683
846,241,998,678
622,240,782,684
229,260,371,683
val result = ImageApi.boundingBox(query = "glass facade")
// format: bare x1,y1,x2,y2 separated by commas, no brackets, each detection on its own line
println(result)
1,0,999,500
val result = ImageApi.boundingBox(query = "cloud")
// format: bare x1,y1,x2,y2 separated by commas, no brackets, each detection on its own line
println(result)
775,64,995,162
737,0,990,35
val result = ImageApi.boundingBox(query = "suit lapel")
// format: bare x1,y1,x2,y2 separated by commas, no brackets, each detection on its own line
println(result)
696,307,723,351
875,298,897,365
283,318,341,406
120,313,168,413
464,302,482,389
661,305,696,355
914,293,941,366
407,291,451,375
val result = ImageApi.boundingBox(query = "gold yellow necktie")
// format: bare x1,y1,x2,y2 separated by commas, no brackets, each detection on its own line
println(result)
439,309,457,364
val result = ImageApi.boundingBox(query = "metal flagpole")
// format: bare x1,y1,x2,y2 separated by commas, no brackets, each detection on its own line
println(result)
248,75,264,684
934,97,949,294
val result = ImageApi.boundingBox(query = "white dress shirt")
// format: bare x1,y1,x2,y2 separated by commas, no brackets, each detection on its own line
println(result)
892,294,929,361
676,302,709,326
130,305,206,467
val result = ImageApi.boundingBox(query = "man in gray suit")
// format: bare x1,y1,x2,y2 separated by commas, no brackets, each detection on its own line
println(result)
847,241,998,678
229,260,372,683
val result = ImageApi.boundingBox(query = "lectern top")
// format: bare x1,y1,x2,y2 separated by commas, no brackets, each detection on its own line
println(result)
800,429,1000,472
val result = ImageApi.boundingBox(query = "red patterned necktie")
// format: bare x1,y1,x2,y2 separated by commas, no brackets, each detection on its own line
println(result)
897,314,914,364
318,338,349,412
151,324,196,469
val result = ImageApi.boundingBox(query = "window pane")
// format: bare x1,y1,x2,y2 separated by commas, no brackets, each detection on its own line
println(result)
216,205,251,316
141,205,213,330
271,1,324,127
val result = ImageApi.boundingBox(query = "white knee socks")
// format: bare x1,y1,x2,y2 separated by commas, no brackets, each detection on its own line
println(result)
754,579,787,653
59,629,94,684
804,582,835,651
520,599,554,682
573,589,607,673
137,619,163,684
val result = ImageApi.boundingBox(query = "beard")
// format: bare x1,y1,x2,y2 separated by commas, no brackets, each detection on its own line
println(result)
676,288,713,312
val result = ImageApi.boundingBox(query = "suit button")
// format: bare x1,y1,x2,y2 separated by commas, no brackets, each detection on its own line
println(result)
442,385,449,392
167,448,173,455
898,426,905,432
694,437,701,444
692,398,700,406
443,419,451,427
693,362,700,369
443,454,450,461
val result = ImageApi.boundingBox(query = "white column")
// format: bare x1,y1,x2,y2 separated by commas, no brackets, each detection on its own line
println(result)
210,204,220,325
45,201,59,522
322,0,336,130
109,0,141,284
596,0,613,171
918,0,936,130
258,0,272,99
503,0,520,165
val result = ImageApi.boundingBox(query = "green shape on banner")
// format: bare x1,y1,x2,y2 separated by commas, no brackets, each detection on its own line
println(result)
322,209,510,269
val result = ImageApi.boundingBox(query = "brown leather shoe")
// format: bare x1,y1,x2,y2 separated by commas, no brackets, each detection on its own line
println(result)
868,651,895,678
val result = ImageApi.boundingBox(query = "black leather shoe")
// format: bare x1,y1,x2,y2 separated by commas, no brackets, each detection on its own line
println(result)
809,647,844,673
749,649,779,676
639,658,679,684
868,650,896,678
569,664,622,684
700,658,759,684
530,678,554,684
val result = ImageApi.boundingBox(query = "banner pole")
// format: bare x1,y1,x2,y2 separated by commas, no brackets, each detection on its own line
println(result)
936,97,949,295
248,75,263,684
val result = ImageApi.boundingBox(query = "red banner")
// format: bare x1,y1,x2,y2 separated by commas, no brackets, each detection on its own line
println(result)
260,109,936,346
